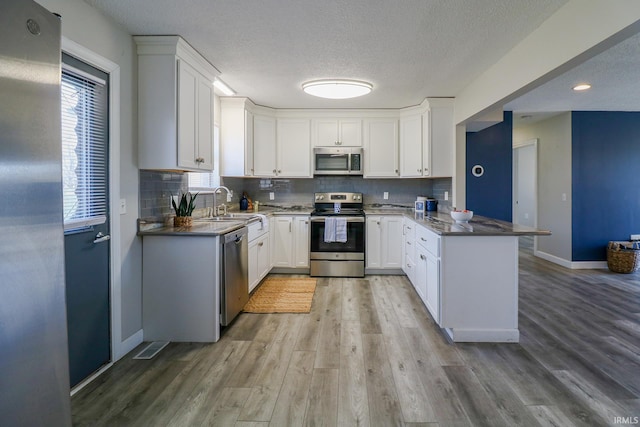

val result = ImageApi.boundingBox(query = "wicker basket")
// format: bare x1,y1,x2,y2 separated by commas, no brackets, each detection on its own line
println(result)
173,216,193,227
607,241,640,273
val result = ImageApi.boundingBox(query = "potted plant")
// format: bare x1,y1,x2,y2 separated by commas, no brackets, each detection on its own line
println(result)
172,191,198,227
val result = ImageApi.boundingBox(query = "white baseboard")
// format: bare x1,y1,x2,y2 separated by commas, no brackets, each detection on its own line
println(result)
534,250,608,269
115,329,144,361
445,327,520,343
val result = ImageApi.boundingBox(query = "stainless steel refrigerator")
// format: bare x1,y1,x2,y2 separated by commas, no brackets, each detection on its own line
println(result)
0,1,72,425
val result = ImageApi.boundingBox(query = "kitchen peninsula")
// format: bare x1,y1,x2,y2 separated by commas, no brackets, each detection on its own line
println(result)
366,208,551,343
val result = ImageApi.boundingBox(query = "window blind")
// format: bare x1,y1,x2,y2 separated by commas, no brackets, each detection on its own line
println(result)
61,64,108,231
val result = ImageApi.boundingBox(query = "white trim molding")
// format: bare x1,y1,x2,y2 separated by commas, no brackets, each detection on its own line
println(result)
534,250,608,270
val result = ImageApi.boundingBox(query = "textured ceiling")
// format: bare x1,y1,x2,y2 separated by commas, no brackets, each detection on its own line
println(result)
85,0,568,109
506,31,640,121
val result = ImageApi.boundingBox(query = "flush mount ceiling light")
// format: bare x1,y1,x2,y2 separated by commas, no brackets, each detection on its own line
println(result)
213,78,235,96
302,79,373,99
572,83,592,91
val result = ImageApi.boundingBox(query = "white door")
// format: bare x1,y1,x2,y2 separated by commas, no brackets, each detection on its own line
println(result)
381,216,403,268
252,114,276,176
366,216,382,268
400,114,423,177
513,139,537,227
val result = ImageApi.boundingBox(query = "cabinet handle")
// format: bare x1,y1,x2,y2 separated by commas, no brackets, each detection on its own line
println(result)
407,263,411,268
258,242,264,247
273,169,277,173
417,168,421,173
376,221,380,225
406,241,411,245
395,169,398,174
278,170,281,174
420,254,426,260
420,237,427,242
305,221,309,224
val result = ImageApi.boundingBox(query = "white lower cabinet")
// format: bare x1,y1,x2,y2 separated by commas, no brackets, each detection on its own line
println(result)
366,215,403,269
248,221,270,292
407,221,441,324
271,215,310,268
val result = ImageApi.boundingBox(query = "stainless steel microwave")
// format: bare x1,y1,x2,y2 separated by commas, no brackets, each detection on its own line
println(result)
313,147,363,175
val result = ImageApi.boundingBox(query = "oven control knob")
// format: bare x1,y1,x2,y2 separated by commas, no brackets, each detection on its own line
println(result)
319,195,324,200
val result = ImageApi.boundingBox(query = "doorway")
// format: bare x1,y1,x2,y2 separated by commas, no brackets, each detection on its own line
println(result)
62,53,111,388
513,138,538,251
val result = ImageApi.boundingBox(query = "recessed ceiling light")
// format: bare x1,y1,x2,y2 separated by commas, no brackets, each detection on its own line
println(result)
572,83,591,91
213,78,235,96
302,79,373,99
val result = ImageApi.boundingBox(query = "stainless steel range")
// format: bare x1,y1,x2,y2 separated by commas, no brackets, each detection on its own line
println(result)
309,192,365,277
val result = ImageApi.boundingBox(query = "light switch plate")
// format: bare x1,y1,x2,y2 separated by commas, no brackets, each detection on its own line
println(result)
444,191,449,201
383,192,389,200
269,192,275,200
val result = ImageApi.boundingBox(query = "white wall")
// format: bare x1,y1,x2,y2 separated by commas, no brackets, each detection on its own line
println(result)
36,0,142,354
513,113,572,261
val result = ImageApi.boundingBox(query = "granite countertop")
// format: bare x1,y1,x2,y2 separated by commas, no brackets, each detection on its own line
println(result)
365,207,551,237
137,205,313,236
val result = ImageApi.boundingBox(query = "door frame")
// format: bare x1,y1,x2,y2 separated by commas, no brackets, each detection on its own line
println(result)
62,37,122,394
512,138,538,249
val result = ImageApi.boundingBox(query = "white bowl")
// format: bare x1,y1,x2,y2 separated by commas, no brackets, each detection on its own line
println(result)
450,210,473,222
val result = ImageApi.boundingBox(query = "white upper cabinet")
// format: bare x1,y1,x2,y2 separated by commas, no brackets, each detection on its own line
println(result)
399,113,423,177
220,97,254,177
277,118,312,177
313,118,362,147
136,36,218,171
364,118,399,177
427,98,454,178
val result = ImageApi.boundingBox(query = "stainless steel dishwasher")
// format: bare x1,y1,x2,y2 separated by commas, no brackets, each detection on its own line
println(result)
220,226,249,326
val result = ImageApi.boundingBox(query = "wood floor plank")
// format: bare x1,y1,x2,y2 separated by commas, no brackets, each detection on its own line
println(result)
357,279,381,334
342,278,361,322
338,320,370,427
457,344,543,427
403,328,472,427
362,333,404,427
527,405,579,427
303,368,339,427
166,340,251,426
225,340,272,388
201,387,252,426
269,350,316,426
295,283,327,351
314,280,342,369
238,314,305,422
443,365,510,427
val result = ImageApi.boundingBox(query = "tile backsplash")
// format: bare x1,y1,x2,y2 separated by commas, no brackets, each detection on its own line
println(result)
139,171,452,219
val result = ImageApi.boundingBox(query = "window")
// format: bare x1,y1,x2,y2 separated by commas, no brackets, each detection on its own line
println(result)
188,124,220,190
61,55,109,231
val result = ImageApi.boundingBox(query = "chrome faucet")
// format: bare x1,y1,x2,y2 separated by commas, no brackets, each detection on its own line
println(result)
213,186,232,216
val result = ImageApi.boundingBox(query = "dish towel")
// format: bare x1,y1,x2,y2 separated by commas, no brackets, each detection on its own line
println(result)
255,214,268,230
324,217,336,243
335,217,347,243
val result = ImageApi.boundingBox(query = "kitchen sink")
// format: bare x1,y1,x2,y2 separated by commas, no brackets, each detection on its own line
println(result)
195,213,260,223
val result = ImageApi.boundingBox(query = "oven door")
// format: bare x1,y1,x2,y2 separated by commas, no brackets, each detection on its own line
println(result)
309,216,365,256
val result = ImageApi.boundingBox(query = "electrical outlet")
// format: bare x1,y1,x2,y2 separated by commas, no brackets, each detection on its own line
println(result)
444,191,449,201
561,193,567,202
631,234,640,241
269,192,275,200
383,192,389,200
226,191,232,202
119,198,127,215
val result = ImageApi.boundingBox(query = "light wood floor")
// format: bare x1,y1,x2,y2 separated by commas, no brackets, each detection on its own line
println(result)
72,245,640,426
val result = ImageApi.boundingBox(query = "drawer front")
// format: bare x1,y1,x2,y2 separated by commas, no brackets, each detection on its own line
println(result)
416,225,439,257
248,221,267,241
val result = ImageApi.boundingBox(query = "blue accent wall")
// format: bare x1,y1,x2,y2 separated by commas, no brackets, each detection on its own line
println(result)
466,111,513,221
571,111,640,261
